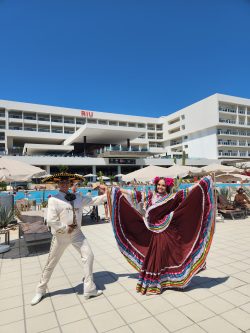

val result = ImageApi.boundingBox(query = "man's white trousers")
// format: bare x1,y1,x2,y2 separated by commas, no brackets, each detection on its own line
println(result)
36,228,96,294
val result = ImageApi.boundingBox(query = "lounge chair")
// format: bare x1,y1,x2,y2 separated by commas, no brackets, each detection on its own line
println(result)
217,194,246,220
16,210,52,249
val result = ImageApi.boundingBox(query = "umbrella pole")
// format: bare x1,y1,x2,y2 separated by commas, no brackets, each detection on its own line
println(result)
211,172,218,220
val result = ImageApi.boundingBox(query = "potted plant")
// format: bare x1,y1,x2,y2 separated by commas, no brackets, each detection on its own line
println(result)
0,206,15,253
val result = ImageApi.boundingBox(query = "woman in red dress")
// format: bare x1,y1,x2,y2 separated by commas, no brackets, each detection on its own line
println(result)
108,176,215,295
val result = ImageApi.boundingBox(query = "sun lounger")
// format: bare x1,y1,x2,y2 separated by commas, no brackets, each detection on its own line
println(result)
218,208,246,220
16,211,52,248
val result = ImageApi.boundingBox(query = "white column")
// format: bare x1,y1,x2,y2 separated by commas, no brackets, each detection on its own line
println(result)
45,165,50,174
117,165,121,174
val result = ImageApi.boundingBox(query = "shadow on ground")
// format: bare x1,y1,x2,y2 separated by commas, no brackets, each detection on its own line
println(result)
47,270,228,298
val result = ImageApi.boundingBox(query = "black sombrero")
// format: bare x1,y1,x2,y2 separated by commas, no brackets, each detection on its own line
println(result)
41,172,85,183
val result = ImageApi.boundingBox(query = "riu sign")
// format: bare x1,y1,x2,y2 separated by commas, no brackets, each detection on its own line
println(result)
81,111,93,118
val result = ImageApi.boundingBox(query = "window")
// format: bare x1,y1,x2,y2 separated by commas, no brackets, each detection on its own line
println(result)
98,120,108,125
181,115,185,119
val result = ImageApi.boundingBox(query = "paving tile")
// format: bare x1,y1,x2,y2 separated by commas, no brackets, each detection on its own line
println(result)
108,326,133,332
235,284,250,296
42,328,61,333
233,271,250,283
92,310,125,332
219,289,250,306
200,295,235,314
0,294,23,311
99,280,125,296
223,276,246,288
218,264,240,275
51,293,80,310
155,308,193,332
61,318,96,333
0,320,25,333
183,287,214,301
117,302,151,323
56,304,87,325
26,312,58,333
199,315,241,333
83,297,114,316
221,308,250,331
129,316,169,333
240,302,250,313
25,297,54,318
0,286,23,300
179,302,215,322
0,306,24,326
141,296,173,315
175,324,206,333
107,291,137,308
162,291,194,307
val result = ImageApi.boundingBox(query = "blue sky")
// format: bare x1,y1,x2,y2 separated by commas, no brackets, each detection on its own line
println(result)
0,0,250,117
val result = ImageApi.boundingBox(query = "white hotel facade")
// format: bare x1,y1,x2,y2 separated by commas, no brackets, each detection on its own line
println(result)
0,93,250,175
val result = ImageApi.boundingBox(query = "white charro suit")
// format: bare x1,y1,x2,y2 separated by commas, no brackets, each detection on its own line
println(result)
36,191,107,294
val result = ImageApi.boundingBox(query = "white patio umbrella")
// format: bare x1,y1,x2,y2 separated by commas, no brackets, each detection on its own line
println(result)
122,165,171,182
160,165,201,178
114,174,124,178
215,173,250,183
0,157,46,182
200,163,242,175
97,176,110,180
84,173,97,178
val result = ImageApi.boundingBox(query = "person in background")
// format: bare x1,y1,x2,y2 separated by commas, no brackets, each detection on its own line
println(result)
31,172,107,306
234,187,250,209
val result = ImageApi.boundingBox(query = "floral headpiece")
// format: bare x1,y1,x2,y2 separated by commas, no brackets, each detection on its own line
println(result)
153,176,174,187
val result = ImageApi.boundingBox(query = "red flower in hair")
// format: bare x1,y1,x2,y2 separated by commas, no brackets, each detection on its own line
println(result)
153,177,174,187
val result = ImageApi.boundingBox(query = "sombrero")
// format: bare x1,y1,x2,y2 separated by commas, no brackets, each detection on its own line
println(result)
41,172,85,183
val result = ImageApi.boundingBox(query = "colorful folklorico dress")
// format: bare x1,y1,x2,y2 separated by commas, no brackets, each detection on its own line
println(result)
108,176,215,295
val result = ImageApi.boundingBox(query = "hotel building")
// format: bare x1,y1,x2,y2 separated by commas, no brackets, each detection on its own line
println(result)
0,93,249,175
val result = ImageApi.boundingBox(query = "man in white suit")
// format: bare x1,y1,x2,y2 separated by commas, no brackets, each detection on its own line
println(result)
31,172,107,305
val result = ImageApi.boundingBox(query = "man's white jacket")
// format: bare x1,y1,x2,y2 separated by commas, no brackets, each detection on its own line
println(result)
46,191,107,234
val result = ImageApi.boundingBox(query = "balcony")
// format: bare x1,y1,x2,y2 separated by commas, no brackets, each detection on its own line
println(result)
24,127,37,132
38,117,50,122
218,140,237,146
219,119,236,124
24,116,36,121
9,126,22,130
219,106,236,113
219,152,238,157
38,128,50,133
9,115,22,119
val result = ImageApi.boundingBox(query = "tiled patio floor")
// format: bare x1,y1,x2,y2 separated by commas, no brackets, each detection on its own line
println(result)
1,217,250,333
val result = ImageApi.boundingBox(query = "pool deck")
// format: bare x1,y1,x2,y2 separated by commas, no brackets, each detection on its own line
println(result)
1,212,250,333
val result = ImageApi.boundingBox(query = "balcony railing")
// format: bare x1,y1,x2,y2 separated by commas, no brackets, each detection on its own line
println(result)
218,141,237,146
219,107,236,113
38,117,50,122
24,127,37,131
9,126,22,130
38,128,50,132
99,145,149,153
9,115,22,119
219,119,236,124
